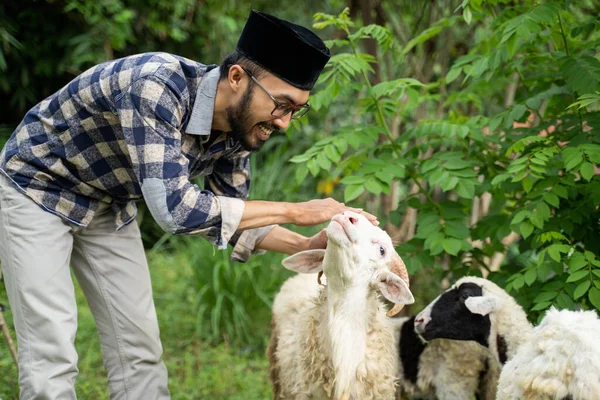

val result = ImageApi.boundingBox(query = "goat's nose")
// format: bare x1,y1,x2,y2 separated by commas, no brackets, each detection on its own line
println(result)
341,212,359,225
414,316,429,334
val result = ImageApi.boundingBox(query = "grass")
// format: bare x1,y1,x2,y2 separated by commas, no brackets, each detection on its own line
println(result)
0,249,273,400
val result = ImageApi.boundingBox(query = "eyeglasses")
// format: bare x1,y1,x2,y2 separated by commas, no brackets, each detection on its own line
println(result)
241,67,310,119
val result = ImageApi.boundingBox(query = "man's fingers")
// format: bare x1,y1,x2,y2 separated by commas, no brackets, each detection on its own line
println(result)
340,206,379,226
361,211,379,225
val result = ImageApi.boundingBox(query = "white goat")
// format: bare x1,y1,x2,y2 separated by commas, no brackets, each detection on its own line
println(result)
414,276,600,400
267,211,414,400
497,307,600,400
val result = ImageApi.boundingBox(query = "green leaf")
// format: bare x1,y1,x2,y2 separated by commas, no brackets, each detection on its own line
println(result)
567,93,600,110
491,173,510,186
553,185,569,199
456,180,475,199
530,211,544,229
585,251,597,263
522,176,533,193
566,270,589,283
340,175,366,185
316,152,332,170
569,253,588,272
526,96,541,110
525,268,537,286
534,291,558,303
429,169,449,185
290,152,313,163
365,178,383,195
442,238,463,256
556,292,574,309
295,165,309,184
547,245,562,262
531,301,551,311
511,210,531,225
563,148,584,171
416,221,442,239
543,192,560,207
506,33,518,59
443,159,471,170
581,144,600,163
400,18,451,58
307,159,320,177
441,176,459,191
588,287,600,310
520,221,534,238
509,104,527,123
488,116,503,133
560,55,600,94
536,201,551,220
580,162,595,181
324,145,341,163
444,221,470,239
574,280,591,300
538,261,551,279
463,6,472,25
513,275,525,290
446,67,462,84
344,184,364,202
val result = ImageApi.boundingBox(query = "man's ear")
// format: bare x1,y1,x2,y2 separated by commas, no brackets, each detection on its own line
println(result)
465,295,501,316
228,64,245,92
282,250,325,273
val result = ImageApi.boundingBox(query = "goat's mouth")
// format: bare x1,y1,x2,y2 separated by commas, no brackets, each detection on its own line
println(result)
326,219,356,245
414,323,436,342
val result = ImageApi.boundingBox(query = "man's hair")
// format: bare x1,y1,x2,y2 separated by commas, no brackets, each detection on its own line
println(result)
219,50,267,81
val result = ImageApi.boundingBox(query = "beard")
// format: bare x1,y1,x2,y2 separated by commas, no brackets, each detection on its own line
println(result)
226,84,277,152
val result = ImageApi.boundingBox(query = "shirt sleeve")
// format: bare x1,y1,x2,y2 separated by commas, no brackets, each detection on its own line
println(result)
116,74,244,249
205,149,275,262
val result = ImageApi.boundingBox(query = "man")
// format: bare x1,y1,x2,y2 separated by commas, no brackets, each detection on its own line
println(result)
0,10,377,400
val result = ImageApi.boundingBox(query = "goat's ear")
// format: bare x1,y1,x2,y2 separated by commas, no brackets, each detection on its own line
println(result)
282,249,325,273
465,295,501,316
372,270,415,306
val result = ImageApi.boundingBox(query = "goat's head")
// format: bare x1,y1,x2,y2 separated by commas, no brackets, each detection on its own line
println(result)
413,277,501,346
282,211,414,316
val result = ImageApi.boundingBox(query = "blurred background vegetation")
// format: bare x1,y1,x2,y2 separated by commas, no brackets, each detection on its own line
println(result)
1,0,600,398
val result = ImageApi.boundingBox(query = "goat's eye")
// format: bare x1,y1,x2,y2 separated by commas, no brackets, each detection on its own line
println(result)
460,292,470,301
379,246,386,256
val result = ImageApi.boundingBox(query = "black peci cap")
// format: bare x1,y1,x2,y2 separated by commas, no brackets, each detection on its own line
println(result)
236,10,331,90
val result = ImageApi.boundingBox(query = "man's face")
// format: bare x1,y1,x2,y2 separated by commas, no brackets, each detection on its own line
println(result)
226,69,310,152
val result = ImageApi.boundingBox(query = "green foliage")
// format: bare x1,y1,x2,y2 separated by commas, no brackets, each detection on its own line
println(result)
294,2,600,320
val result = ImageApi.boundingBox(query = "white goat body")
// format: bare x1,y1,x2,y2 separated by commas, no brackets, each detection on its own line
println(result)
268,212,414,400
497,308,600,400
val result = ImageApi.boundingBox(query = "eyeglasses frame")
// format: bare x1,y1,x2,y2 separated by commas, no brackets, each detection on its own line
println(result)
240,66,310,120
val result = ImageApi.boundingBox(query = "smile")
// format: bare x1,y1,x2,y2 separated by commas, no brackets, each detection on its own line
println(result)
259,124,273,136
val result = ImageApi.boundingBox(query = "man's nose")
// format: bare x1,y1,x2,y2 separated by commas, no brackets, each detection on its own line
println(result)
273,113,292,130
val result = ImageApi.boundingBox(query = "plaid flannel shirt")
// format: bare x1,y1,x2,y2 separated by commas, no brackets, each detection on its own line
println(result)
0,52,274,262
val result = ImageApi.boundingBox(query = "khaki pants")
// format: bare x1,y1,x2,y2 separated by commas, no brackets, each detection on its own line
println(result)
0,174,170,399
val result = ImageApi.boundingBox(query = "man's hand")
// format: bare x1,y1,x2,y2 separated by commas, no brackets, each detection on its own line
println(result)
306,229,328,250
292,198,379,227
239,199,379,231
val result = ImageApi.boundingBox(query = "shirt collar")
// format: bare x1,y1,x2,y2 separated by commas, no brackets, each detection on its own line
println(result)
185,66,220,136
